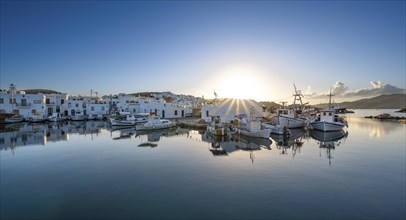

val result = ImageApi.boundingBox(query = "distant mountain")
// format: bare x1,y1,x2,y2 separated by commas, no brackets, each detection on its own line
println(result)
20,89,62,94
259,101,281,112
329,94,406,109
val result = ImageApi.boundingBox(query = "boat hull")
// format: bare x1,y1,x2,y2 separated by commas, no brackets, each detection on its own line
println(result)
276,116,305,128
4,117,24,123
310,121,345,132
238,128,271,139
136,122,176,131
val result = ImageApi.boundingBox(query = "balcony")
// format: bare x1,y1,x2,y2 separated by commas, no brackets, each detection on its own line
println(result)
15,103,32,109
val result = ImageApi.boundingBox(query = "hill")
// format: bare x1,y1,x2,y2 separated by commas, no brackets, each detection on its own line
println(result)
332,94,405,109
20,89,62,94
259,101,281,113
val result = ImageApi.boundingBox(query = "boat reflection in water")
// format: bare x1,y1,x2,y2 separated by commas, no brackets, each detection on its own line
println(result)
134,128,181,147
1,121,349,166
202,132,272,163
270,128,307,157
310,129,348,166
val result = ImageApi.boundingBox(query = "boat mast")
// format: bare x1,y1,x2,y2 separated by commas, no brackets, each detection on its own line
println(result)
293,84,304,106
328,89,334,109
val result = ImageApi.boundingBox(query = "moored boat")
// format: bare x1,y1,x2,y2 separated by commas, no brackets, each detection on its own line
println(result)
4,115,24,123
111,114,148,126
309,91,348,132
27,113,47,123
235,114,271,138
48,113,65,122
136,116,176,131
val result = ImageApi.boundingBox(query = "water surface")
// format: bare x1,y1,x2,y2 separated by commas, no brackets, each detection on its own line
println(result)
1,110,405,219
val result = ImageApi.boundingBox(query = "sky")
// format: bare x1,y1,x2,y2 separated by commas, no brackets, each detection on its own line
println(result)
1,1,405,104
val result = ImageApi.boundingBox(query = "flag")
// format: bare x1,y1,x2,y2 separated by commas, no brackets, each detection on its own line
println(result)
214,91,217,97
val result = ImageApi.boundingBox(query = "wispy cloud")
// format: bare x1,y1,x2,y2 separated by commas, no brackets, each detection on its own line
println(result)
305,81,405,99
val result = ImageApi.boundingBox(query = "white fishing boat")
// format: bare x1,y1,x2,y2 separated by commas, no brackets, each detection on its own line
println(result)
4,115,24,123
235,115,271,139
310,109,347,132
111,114,148,126
272,85,310,129
136,116,176,131
48,113,65,122
27,113,47,123
273,105,306,129
310,91,348,132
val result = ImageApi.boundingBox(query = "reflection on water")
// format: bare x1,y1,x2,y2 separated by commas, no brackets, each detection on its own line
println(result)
1,121,351,166
270,128,308,157
310,129,348,166
1,117,405,220
202,132,272,163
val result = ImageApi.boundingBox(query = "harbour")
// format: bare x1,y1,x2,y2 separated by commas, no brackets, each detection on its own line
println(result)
1,110,405,219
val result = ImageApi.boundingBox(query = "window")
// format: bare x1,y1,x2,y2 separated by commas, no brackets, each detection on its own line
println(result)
0,98,3,104
102,106,105,111
75,103,79,107
329,112,332,116
175,110,178,116
21,99,27,106
46,98,50,104
323,112,326,116
206,111,209,117
61,99,64,105
91,106,94,111
9,98,16,104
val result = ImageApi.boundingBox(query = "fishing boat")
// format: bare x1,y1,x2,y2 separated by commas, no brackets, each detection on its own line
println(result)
4,115,24,123
111,114,148,126
235,114,271,138
48,113,65,122
310,91,348,132
272,85,310,129
136,116,176,131
27,113,47,123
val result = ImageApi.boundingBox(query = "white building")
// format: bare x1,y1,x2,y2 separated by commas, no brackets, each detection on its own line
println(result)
0,89,47,118
201,99,263,123
45,93,68,116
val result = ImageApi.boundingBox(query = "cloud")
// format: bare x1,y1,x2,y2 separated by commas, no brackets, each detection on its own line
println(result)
331,81,348,96
305,81,405,99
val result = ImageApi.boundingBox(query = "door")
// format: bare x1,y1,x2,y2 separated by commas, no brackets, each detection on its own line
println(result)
181,110,184,117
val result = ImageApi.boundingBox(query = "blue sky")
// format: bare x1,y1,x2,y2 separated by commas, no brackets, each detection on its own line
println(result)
1,1,405,103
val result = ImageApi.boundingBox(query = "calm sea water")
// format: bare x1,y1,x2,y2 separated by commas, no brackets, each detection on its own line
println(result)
1,110,405,220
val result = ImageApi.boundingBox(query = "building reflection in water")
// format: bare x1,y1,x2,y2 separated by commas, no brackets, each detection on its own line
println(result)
0,121,106,153
1,121,349,165
310,129,348,166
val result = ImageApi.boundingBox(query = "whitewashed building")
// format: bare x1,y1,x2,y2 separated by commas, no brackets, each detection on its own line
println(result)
201,99,263,123
45,93,68,116
0,89,47,118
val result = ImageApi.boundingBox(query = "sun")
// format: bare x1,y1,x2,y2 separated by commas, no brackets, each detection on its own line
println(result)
212,65,265,100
